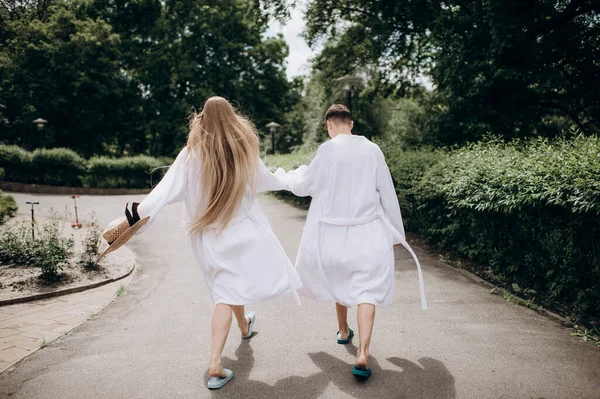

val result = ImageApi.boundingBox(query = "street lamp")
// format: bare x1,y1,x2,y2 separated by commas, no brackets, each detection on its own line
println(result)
32,118,47,148
335,75,362,112
33,118,47,131
265,122,280,154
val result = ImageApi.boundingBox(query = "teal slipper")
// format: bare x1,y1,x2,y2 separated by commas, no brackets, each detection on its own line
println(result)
336,328,354,344
207,368,233,389
352,365,372,378
242,312,256,339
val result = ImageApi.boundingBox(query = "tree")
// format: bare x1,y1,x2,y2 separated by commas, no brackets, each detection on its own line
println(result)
271,0,600,145
1,0,299,156
0,4,144,156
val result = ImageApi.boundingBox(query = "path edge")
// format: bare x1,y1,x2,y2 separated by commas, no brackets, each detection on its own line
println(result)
0,264,136,374
0,181,151,196
408,242,574,328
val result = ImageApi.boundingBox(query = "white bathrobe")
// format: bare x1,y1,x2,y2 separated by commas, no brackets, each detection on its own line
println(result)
285,135,426,309
136,147,301,306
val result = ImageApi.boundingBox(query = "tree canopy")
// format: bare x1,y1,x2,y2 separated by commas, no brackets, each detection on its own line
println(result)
1,0,296,156
273,0,600,145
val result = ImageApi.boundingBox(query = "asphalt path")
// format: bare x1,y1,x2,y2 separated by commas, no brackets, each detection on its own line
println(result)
0,193,598,398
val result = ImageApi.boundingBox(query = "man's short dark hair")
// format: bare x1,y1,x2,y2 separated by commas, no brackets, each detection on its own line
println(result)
324,104,352,124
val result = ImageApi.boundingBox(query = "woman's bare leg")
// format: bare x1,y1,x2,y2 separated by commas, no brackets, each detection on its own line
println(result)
231,305,250,336
209,303,232,378
356,303,376,368
336,302,350,339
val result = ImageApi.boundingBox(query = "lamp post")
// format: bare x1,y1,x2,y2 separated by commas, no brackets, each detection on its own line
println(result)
335,75,362,112
265,122,280,154
26,201,39,240
32,118,47,148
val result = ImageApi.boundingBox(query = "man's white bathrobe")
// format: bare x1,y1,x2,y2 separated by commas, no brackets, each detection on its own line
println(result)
286,135,426,308
135,147,301,306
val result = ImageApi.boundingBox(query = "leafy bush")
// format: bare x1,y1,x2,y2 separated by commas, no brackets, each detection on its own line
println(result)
87,155,165,188
0,218,74,282
80,213,101,270
377,142,447,232
0,190,18,225
0,144,169,189
0,144,32,182
31,148,87,186
382,133,600,321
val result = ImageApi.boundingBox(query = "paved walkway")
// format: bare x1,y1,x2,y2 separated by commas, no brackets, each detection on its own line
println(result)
0,193,599,398
0,274,134,373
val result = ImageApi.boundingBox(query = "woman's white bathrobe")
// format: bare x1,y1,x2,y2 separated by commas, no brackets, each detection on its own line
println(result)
285,135,426,309
136,147,301,305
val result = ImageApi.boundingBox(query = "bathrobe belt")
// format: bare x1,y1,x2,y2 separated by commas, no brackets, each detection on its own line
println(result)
318,214,428,310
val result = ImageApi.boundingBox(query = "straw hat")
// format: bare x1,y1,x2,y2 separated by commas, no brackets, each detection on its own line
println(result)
97,203,150,262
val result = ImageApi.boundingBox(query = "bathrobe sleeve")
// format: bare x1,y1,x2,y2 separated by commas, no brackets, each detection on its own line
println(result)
375,146,406,240
285,150,324,197
136,147,189,233
256,158,289,193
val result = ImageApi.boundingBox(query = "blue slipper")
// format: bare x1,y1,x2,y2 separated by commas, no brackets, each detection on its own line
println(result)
336,328,354,344
352,365,372,378
242,312,256,339
208,368,233,389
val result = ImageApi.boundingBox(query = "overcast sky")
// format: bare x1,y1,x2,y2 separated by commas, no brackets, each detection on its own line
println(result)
264,2,319,79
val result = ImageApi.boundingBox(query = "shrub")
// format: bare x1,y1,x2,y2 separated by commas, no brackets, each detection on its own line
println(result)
87,155,164,188
0,218,74,282
80,213,101,271
377,142,447,232
381,133,600,322
0,190,18,225
0,144,32,182
30,148,87,186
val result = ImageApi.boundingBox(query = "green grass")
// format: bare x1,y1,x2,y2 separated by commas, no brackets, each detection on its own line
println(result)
262,151,315,171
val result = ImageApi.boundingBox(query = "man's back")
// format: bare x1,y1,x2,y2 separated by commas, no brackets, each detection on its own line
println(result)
313,134,382,220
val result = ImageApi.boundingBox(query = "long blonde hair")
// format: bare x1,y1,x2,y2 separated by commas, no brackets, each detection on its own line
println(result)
186,96,259,233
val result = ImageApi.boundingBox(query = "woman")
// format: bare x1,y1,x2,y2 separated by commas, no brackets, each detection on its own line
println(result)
101,97,301,389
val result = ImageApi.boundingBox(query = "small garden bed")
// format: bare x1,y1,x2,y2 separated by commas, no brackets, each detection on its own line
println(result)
0,212,134,304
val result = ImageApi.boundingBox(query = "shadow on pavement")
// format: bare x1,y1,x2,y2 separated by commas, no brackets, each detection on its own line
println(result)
308,342,456,398
206,339,330,398
207,339,455,398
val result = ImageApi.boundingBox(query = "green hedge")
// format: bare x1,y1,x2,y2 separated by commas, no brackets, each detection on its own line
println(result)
0,144,171,189
0,145,32,182
87,155,165,188
381,134,600,322
32,148,87,186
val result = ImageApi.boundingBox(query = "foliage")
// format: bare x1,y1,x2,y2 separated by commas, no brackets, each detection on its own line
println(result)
87,155,166,189
0,217,74,282
80,213,101,270
0,0,300,157
0,144,33,182
31,148,87,186
276,0,600,145
380,133,600,321
0,3,142,157
0,144,170,188
0,190,18,224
